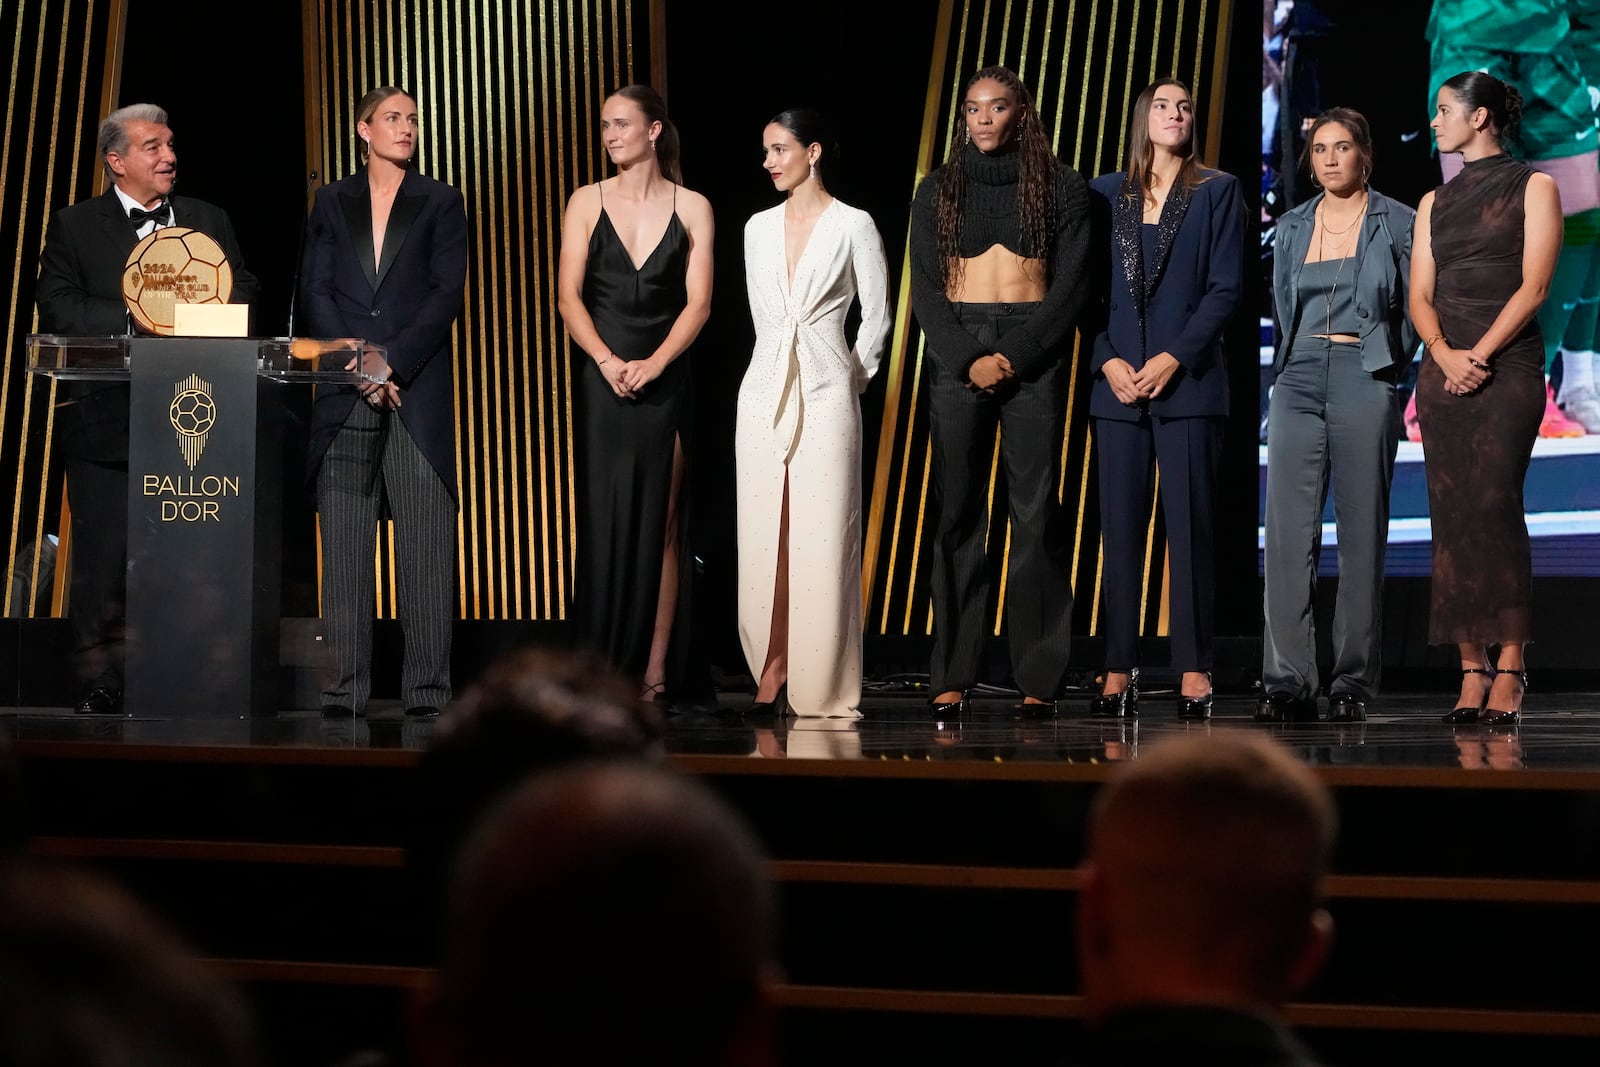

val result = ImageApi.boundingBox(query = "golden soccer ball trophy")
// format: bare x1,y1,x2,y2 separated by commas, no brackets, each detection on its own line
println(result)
121,226,235,335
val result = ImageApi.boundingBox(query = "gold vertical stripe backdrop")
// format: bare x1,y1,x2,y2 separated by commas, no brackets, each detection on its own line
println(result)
304,0,651,621
0,0,120,619
862,0,1231,638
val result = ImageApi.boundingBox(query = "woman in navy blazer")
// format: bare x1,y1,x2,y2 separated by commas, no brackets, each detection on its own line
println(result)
301,86,468,719
1086,78,1245,719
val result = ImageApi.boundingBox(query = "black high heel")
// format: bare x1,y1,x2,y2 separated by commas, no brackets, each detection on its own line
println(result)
1090,669,1139,718
1479,669,1526,727
1176,672,1213,721
749,683,789,722
929,688,969,722
1441,667,1495,724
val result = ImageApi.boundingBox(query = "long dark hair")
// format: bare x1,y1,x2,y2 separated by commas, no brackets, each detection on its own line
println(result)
1440,70,1525,149
932,65,1060,291
767,107,837,188
1122,78,1205,208
608,84,682,184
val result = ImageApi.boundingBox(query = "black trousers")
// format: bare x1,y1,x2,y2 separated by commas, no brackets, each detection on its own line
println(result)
927,302,1073,698
65,457,127,691
1094,413,1224,673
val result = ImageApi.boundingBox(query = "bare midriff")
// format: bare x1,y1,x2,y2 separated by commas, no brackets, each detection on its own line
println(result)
946,245,1047,303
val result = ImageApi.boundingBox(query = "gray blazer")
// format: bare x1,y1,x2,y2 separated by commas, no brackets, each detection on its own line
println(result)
1272,187,1418,374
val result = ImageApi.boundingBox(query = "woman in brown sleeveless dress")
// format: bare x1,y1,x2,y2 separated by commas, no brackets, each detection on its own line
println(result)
1409,71,1563,726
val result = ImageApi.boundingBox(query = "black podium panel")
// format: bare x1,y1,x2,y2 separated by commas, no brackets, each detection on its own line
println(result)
124,339,283,717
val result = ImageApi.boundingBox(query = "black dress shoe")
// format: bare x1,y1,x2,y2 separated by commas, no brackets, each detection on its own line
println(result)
1442,667,1495,724
1090,669,1138,718
320,704,355,719
1478,669,1526,728
404,705,441,719
1255,690,1318,723
929,689,968,722
1327,692,1367,723
1176,692,1213,721
74,686,122,715
1016,698,1058,719
748,684,789,721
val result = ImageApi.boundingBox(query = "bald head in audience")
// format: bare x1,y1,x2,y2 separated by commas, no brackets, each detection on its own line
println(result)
1077,733,1337,1018
419,762,778,1067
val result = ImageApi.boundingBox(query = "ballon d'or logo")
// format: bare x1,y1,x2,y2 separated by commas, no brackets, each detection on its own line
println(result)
169,374,217,470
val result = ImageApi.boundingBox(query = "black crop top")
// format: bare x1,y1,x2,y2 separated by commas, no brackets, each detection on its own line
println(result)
909,144,1091,378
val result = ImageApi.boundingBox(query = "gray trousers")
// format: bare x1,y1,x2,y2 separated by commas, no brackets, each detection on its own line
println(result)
1262,337,1399,699
317,401,455,712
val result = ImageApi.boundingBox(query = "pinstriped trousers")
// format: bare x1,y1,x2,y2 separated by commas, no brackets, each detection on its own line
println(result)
317,400,455,712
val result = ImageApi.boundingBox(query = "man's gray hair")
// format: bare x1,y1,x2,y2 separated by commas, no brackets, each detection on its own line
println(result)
98,104,169,176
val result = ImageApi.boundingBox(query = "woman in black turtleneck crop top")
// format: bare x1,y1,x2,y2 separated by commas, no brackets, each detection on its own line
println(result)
907,65,1090,720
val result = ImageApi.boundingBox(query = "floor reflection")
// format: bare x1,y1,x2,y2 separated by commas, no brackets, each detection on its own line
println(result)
2,694,1597,772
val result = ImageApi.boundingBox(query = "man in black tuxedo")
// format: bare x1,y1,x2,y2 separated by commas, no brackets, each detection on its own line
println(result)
1075,734,1336,1066
35,102,258,714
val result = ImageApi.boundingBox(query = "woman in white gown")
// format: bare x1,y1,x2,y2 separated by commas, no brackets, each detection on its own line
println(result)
737,109,891,719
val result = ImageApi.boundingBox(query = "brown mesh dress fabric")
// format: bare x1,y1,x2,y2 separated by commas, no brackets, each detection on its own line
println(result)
1415,153,1544,646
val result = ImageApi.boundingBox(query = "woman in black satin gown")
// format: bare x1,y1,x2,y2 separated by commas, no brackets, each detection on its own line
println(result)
556,84,715,704
1410,71,1562,726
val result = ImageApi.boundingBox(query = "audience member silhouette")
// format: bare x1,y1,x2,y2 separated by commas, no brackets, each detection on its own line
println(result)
1075,733,1336,1065
0,859,260,1067
408,646,664,960
415,761,778,1067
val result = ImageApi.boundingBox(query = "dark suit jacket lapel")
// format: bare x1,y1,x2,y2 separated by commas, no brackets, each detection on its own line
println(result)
339,179,379,291
95,189,141,265
375,170,425,293
1145,181,1191,295
1111,181,1145,315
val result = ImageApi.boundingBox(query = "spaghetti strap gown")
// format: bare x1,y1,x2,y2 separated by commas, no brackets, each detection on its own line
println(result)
1415,152,1544,645
572,185,702,692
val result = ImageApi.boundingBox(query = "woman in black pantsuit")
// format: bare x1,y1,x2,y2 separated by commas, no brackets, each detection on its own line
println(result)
302,86,468,719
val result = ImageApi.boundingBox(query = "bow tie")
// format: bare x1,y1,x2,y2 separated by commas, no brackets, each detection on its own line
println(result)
129,201,170,226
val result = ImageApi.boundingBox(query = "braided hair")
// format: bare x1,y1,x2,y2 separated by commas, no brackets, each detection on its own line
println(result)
932,66,1060,291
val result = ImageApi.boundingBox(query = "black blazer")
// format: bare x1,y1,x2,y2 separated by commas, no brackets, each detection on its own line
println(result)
1085,169,1245,422
35,190,259,463
300,167,468,498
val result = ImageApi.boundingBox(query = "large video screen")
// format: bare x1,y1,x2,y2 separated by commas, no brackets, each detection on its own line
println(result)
1260,0,1600,579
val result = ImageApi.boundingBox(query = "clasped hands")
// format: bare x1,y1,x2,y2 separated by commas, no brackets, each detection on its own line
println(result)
1103,352,1181,406
598,353,664,399
965,353,1014,393
347,355,402,410
1435,345,1492,397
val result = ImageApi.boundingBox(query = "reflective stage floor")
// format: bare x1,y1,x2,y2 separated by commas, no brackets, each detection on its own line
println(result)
7,689,1600,775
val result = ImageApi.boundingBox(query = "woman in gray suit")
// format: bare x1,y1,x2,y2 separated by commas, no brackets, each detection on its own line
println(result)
1261,108,1416,723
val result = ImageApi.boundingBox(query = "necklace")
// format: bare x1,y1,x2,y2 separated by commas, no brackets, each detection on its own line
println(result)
1316,190,1367,337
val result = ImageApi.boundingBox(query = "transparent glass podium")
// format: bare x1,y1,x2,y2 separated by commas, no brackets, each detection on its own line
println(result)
26,335,383,717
